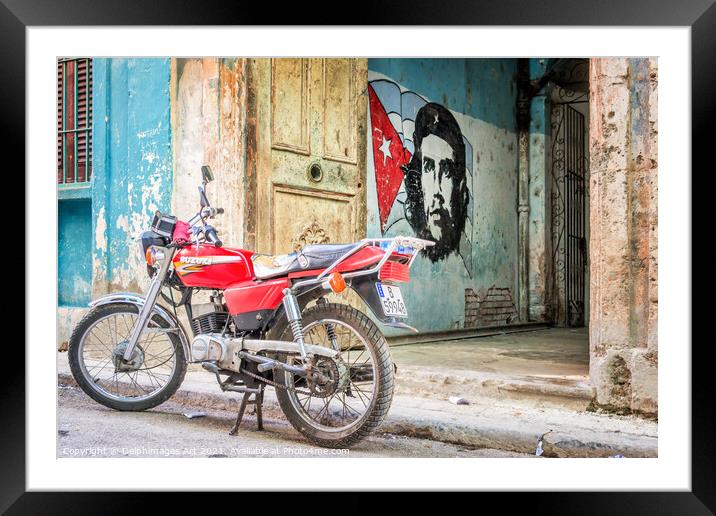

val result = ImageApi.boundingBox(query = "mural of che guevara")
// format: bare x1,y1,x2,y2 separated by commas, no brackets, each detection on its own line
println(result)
369,78,473,275
401,103,469,263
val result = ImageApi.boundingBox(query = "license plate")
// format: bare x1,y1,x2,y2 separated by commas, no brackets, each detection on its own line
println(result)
375,282,408,317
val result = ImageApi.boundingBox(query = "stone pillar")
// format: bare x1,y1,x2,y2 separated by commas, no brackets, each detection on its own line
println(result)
588,58,658,414
517,130,530,322
527,92,552,323
171,58,247,248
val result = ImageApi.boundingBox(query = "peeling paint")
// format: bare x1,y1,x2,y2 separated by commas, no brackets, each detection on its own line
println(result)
91,58,173,294
95,206,107,253
172,58,247,248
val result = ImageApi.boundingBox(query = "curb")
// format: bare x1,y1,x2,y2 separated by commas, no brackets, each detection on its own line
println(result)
58,373,656,458
386,323,551,346
394,367,595,412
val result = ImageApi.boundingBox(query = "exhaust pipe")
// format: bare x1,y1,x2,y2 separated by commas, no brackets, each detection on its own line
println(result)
238,351,307,376
190,334,337,373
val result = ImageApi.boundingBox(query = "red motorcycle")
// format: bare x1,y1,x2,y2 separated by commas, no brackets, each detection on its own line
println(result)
68,166,433,448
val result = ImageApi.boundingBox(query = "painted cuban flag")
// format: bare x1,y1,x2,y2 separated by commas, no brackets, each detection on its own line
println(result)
368,77,475,277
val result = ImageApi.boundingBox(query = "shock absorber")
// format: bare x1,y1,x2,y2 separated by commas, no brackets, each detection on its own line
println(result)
325,323,338,350
316,298,339,351
282,288,307,357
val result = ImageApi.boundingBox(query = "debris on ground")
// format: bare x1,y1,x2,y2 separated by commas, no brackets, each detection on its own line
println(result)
183,411,206,419
609,454,625,458
448,396,470,405
58,430,69,436
536,429,553,457
58,341,68,352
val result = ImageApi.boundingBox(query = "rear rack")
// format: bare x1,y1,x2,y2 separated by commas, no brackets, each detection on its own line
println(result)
291,236,434,292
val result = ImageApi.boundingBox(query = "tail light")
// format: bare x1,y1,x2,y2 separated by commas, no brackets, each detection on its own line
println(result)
379,260,410,283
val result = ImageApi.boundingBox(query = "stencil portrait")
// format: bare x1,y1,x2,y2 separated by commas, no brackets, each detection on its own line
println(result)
402,102,470,262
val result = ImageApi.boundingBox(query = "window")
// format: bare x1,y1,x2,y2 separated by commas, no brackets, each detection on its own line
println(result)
57,58,92,185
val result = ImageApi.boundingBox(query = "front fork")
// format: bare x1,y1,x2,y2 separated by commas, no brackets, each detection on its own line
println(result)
122,248,174,362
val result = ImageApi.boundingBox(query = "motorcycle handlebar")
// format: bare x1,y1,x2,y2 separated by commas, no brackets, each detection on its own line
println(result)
204,225,223,247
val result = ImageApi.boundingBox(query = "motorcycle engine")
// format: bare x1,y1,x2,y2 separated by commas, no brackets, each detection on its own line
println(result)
190,296,230,335
189,297,235,364
190,334,227,363
190,310,229,335
190,333,243,372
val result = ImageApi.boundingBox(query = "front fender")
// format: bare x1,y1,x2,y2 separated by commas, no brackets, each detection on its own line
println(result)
89,292,191,359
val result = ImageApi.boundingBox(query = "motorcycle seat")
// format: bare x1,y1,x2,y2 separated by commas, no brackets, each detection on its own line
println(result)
252,243,357,280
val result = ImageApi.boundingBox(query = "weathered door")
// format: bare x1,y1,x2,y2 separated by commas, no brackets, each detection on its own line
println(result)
246,58,368,255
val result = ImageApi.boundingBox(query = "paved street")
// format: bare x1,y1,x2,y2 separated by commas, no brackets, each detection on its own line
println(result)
57,383,533,458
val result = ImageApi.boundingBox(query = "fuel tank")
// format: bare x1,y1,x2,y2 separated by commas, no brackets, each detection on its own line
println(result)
173,244,255,289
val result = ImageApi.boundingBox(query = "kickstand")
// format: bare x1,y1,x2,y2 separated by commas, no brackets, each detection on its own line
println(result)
229,384,265,435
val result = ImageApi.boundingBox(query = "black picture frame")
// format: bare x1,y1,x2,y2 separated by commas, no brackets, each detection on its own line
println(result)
7,0,708,511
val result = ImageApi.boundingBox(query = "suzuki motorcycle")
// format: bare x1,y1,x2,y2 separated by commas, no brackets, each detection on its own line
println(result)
68,166,433,448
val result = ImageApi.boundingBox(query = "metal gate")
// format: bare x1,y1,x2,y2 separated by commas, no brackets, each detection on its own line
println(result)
551,102,588,327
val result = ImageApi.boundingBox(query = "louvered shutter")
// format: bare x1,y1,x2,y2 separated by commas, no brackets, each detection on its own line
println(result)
57,59,92,184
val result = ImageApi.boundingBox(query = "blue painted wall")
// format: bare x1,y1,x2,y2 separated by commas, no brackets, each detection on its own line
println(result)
58,199,93,306
366,58,520,332
366,58,553,333
369,58,518,132
91,58,173,294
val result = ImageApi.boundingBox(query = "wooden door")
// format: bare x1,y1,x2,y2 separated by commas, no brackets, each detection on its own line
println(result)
246,58,367,255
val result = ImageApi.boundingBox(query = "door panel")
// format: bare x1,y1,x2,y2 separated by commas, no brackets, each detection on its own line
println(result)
322,59,357,164
250,58,367,256
273,186,355,252
271,58,309,154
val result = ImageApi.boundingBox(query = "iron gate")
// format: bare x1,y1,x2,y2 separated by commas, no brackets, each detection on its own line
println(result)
551,102,588,327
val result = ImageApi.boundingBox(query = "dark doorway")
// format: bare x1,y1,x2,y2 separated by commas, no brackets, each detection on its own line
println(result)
550,59,589,328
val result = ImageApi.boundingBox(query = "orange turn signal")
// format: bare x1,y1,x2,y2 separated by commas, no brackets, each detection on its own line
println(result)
145,247,155,267
327,272,347,294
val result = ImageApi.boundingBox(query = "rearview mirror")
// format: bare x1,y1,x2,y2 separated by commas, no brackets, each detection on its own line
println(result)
201,165,214,183
199,186,209,208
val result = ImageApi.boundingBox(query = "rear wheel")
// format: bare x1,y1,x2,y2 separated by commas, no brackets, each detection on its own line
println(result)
274,302,394,448
68,303,187,411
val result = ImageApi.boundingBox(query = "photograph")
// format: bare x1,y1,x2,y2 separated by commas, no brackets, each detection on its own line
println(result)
6,8,702,504
55,56,659,460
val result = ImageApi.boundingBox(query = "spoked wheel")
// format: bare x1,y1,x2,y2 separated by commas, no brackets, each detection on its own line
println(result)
68,303,187,411
274,303,394,448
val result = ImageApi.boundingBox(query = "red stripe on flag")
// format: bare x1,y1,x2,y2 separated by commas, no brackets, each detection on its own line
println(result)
368,84,412,231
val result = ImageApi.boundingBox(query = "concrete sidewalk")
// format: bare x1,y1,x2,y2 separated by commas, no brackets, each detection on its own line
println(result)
56,328,657,457
390,327,594,411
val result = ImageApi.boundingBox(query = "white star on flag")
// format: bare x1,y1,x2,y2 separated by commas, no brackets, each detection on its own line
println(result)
378,135,392,166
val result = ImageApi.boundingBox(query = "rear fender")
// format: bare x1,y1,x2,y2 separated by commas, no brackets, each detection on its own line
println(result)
88,292,191,359
350,276,416,331
265,277,418,337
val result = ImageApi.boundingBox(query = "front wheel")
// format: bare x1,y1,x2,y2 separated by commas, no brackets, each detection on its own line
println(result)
274,302,394,448
68,303,187,411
